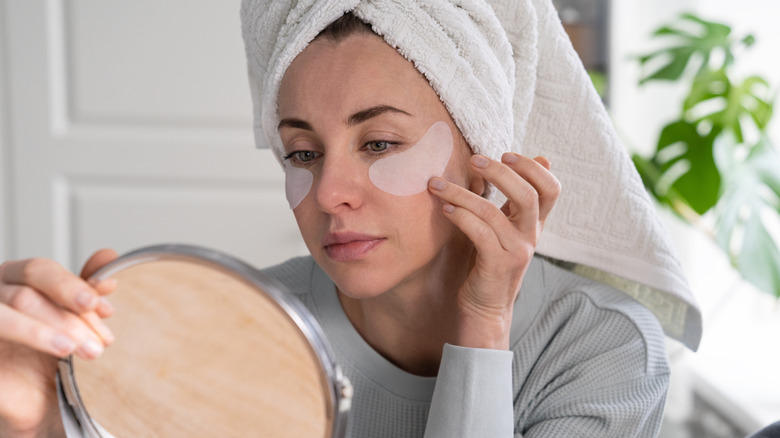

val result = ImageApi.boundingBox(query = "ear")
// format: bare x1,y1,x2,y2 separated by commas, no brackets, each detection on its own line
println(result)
468,168,487,198
454,131,488,197
459,139,487,197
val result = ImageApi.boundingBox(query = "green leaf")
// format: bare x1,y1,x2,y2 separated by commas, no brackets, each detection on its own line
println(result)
639,47,697,84
654,25,699,39
651,120,721,214
683,68,730,114
638,13,736,84
632,152,704,222
736,211,780,297
737,76,773,130
714,137,780,297
683,70,772,142
738,212,780,298
634,12,780,298
588,70,608,99
632,154,672,208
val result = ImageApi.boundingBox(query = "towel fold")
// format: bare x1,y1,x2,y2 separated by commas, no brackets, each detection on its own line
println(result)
241,0,702,350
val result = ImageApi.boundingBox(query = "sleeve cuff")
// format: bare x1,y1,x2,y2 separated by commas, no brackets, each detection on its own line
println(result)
424,343,514,437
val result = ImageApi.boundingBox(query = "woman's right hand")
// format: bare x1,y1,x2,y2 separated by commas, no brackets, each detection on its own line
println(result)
0,249,118,438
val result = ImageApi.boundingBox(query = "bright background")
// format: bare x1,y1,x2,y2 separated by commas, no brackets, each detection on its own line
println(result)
609,1,780,436
0,1,778,436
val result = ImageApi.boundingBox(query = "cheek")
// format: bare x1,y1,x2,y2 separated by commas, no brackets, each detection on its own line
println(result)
291,201,320,253
368,121,453,196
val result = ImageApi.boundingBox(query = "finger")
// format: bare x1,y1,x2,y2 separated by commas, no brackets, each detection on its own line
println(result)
81,248,119,280
82,276,117,319
93,296,115,318
429,178,519,253
442,201,503,255
501,153,561,222
437,195,534,277
93,278,118,296
2,283,114,347
80,311,115,345
0,304,78,358
468,155,540,235
534,156,551,170
1,258,100,314
82,250,119,318
83,277,116,319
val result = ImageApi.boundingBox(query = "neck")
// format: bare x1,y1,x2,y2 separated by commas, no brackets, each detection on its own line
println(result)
338,240,473,376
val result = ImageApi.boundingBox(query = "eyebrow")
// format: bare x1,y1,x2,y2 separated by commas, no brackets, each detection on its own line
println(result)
346,105,412,126
277,104,412,132
277,118,312,131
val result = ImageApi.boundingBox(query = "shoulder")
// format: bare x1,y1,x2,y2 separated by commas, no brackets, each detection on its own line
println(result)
514,256,669,377
511,257,671,435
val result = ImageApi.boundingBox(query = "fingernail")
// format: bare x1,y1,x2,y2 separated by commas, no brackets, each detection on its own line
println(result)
100,278,118,290
76,290,97,310
52,334,77,355
470,155,489,168
502,153,519,163
79,340,104,358
98,297,115,314
442,203,455,214
95,321,115,344
429,178,447,190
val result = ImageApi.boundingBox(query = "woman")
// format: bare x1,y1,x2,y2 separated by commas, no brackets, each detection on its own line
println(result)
0,0,700,437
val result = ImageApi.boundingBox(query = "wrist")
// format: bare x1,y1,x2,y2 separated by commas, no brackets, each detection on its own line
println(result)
453,307,513,350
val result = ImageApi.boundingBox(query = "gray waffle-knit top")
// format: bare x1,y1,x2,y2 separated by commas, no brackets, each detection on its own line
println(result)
261,255,671,437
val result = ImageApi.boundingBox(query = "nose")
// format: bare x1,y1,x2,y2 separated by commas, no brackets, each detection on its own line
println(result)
312,153,365,213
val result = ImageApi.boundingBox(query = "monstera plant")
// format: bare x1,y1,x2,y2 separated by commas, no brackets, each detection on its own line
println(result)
631,13,780,297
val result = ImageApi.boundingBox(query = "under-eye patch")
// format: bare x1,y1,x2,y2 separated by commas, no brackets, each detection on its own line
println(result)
284,162,314,209
368,121,453,196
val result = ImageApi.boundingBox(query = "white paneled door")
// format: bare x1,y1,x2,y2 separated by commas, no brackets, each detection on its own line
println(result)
1,0,307,271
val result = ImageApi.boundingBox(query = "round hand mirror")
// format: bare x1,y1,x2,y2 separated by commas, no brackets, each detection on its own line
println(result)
58,244,351,438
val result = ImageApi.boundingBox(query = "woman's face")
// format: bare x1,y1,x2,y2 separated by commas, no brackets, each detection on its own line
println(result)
277,32,479,298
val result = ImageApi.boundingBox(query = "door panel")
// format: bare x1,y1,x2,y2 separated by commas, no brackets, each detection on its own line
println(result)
3,1,306,271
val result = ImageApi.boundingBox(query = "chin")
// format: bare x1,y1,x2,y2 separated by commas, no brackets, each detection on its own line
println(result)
323,263,397,299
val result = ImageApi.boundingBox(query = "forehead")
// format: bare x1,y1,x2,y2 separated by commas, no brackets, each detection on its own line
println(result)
278,33,443,120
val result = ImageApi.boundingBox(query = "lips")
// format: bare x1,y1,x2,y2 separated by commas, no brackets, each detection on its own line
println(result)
322,232,385,262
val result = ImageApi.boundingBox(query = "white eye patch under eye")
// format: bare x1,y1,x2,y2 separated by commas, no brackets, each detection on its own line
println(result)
368,121,453,196
282,121,454,209
284,161,313,209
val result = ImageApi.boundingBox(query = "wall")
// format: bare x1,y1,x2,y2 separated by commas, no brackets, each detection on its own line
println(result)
2,1,307,271
0,0,9,262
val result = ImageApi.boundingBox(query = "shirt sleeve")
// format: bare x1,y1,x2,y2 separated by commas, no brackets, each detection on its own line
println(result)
514,290,671,438
517,334,670,437
424,343,514,438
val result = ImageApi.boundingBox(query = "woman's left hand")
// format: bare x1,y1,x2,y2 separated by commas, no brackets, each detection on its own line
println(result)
428,153,560,350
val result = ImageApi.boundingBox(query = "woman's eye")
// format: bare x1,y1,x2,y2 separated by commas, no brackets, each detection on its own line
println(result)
295,151,317,162
366,141,391,153
283,150,320,164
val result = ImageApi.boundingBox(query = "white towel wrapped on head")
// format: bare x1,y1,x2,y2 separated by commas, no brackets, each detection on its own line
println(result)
241,0,702,350
242,0,517,167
